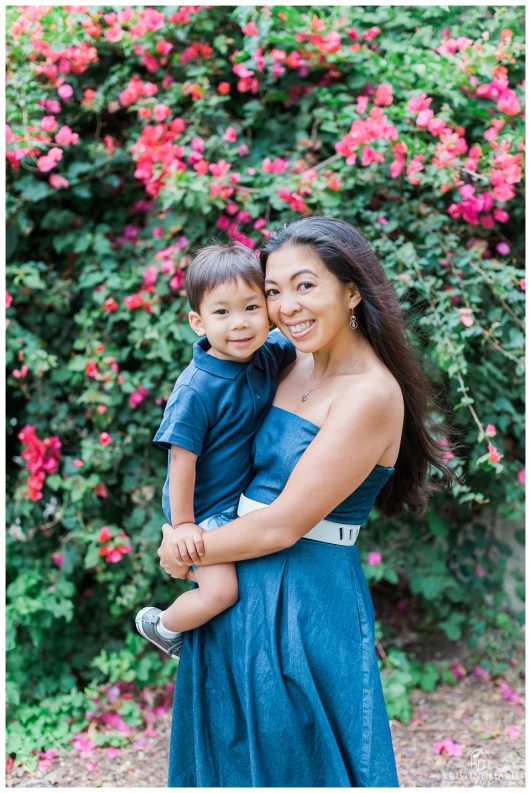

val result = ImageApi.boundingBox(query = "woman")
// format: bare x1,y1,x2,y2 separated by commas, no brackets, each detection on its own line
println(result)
158,216,452,787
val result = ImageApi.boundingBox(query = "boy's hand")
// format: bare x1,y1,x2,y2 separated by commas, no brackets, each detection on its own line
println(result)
158,523,192,577
170,521,205,565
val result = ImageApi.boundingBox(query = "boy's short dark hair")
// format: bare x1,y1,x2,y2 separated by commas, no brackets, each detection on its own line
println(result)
185,243,265,312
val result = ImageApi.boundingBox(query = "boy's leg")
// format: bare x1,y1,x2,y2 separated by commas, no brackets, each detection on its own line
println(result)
135,506,238,656
160,562,238,632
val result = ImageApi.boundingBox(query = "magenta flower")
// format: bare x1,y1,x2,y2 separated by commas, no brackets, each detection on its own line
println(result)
517,468,525,485
433,737,464,756
57,83,73,100
368,551,382,566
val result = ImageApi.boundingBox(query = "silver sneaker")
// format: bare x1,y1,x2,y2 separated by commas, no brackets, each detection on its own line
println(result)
135,606,183,659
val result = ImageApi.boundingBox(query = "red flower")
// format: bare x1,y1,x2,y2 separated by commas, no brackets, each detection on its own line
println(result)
94,483,108,498
488,444,501,463
99,432,112,446
98,526,112,543
103,297,118,312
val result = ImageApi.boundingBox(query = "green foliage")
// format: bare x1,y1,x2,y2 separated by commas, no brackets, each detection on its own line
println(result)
6,4,524,766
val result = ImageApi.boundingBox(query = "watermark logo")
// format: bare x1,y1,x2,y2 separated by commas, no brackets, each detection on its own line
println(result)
441,748,524,785
470,748,492,775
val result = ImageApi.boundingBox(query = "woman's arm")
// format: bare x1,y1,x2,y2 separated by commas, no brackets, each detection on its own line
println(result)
159,382,399,569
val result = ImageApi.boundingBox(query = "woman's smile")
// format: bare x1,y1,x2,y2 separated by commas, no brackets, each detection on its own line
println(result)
283,319,316,339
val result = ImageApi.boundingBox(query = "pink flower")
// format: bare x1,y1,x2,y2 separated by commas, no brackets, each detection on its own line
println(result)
488,444,501,463
52,552,65,567
41,115,57,131
129,386,150,408
506,725,520,739
459,308,474,327
485,424,496,437
243,21,258,36
224,126,237,143
99,432,112,446
170,271,185,290
517,468,525,485
98,526,112,543
55,125,79,146
15,368,31,387
107,747,123,758
520,279,525,291
155,40,173,56
37,155,57,173
356,95,369,114
448,663,466,680
433,737,464,756
416,109,434,128
368,551,382,566
58,83,74,100
496,242,510,255
475,563,486,577
106,548,125,563
374,83,393,106
73,459,84,468
494,208,509,223
408,93,432,114
6,290,13,309
473,665,490,682
49,174,69,189
153,103,171,122
73,733,96,752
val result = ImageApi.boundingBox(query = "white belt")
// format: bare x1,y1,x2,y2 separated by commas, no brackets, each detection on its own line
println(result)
237,494,361,546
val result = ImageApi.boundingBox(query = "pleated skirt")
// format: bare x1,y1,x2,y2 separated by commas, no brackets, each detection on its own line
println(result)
167,537,400,787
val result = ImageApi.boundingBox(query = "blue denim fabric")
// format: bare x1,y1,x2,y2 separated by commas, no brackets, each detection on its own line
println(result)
167,407,400,787
168,539,400,787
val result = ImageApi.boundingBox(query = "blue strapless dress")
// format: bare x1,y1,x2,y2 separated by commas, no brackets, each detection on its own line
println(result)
168,406,400,787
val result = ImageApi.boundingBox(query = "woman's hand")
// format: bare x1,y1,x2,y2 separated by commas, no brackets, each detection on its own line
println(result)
158,523,192,579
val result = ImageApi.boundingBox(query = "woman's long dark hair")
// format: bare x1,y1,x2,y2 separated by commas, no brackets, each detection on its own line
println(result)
260,216,455,518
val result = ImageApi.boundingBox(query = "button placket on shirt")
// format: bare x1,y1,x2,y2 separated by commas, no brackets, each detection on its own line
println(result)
246,364,264,425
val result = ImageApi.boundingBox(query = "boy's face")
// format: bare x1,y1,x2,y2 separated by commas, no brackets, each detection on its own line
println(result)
189,277,270,362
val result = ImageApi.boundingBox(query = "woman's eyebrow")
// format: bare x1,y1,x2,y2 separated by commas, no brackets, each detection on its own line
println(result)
264,268,318,284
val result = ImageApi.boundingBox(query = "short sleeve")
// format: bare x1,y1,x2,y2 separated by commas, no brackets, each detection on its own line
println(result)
264,329,296,372
153,385,210,456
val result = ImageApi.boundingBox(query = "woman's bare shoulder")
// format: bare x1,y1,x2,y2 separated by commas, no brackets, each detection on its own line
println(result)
331,365,403,421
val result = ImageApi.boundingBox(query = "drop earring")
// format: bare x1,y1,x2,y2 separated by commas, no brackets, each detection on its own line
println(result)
349,309,358,330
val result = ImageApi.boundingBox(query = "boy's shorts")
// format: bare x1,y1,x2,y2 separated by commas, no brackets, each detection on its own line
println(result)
191,505,238,572
198,504,238,532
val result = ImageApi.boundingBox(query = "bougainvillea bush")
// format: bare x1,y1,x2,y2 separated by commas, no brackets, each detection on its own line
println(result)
6,4,524,768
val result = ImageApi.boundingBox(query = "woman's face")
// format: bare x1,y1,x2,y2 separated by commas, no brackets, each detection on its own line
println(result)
264,244,359,352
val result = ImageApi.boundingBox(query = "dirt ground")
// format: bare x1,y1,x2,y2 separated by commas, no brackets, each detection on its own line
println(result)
8,667,524,789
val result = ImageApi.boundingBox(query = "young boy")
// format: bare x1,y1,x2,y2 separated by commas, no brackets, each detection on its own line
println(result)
135,243,295,658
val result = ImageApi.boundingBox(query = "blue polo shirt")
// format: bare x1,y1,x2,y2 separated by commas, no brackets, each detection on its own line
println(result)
153,330,296,524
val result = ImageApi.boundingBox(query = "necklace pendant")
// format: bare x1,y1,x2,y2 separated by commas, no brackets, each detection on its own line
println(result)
301,391,311,402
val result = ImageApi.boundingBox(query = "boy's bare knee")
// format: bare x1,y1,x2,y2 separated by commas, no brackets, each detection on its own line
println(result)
199,576,239,613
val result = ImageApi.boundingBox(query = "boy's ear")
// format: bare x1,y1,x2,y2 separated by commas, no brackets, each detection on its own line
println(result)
188,311,206,336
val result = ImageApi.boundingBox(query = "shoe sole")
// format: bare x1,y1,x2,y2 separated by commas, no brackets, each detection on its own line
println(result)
135,607,181,660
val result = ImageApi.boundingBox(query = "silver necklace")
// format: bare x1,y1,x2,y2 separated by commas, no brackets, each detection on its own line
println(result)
301,368,357,402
